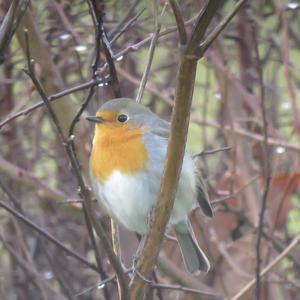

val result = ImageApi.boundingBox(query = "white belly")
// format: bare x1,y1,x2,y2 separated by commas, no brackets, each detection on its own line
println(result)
93,171,153,233
91,154,197,234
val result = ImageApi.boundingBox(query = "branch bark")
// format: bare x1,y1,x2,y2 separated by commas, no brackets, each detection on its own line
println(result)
130,1,227,299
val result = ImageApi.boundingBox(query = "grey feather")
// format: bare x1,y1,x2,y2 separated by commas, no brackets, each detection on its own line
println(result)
173,221,210,273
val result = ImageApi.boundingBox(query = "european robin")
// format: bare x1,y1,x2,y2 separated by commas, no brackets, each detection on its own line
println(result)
86,98,213,273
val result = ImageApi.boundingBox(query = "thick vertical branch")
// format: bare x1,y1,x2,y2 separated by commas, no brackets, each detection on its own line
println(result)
130,55,197,300
130,1,225,298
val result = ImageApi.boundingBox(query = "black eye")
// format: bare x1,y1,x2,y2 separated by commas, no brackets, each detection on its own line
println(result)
117,114,128,123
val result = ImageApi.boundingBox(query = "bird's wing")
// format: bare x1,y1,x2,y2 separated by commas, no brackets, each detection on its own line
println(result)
147,111,213,217
196,171,213,217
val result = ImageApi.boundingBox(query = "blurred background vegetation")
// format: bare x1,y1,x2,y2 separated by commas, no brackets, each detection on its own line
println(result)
0,0,300,299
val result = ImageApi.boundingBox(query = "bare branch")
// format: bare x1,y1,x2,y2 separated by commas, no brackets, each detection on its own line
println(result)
0,234,60,297
193,146,232,157
150,282,222,299
200,0,248,55
168,0,187,45
108,0,142,41
0,0,29,63
0,198,97,272
186,0,224,57
253,24,272,300
136,0,163,103
0,78,107,130
232,235,300,300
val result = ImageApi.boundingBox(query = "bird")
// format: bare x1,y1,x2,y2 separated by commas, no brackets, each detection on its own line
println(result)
86,98,213,273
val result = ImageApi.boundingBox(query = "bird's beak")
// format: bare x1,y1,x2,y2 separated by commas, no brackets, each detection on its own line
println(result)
86,115,105,123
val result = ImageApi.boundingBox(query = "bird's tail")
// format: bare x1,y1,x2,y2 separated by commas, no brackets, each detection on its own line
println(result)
173,220,210,273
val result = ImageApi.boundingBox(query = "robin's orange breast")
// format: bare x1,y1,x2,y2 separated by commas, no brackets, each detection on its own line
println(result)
91,124,148,182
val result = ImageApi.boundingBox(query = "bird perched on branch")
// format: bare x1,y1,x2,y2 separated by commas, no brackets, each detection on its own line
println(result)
87,98,213,273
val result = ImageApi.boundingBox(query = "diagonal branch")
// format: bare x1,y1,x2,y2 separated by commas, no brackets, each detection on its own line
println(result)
109,0,143,43
186,0,224,56
89,0,121,98
200,0,248,55
136,0,163,103
0,78,108,130
23,30,129,300
168,0,187,45
0,198,97,272
0,0,29,63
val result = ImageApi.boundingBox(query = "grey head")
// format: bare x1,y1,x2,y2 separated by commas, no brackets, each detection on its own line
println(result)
99,98,170,138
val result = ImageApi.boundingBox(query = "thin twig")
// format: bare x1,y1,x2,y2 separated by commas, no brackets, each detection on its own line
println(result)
150,282,223,299
0,199,98,272
210,194,237,204
113,14,199,59
102,29,121,97
108,0,141,41
41,243,74,300
225,125,300,153
68,0,102,154
232,235,300,300
136,1,164,103
0,78,108,130
74,274,117,298
157,282,222,299
51,0,82,44
157,255,220,296
0,155,76,203
186,0,224,56
194,112,300,153
253,24,272,300
224,204,300,270
168,0,187,45
74,268,133,298
0,234,59,297
193,146,231,158
200,0,248,55
110,8,145,45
